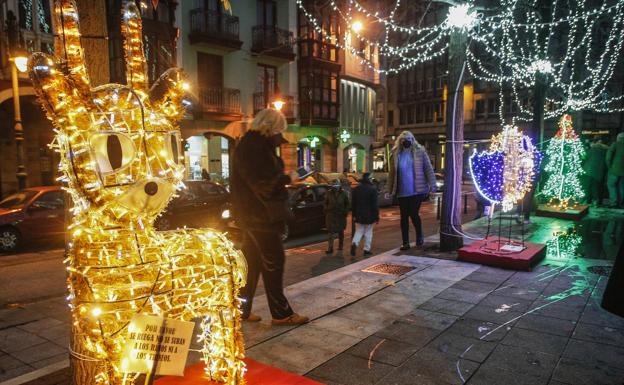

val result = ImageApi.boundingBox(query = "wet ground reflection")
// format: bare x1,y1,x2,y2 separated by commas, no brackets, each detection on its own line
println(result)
545,217,623,261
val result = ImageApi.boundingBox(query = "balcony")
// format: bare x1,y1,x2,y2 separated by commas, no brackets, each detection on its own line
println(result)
197,87,242,120
189,8,242,50
251,25,296,61
253,92,295,122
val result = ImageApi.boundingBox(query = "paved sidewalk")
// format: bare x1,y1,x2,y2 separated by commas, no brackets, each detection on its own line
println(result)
2,208,623,385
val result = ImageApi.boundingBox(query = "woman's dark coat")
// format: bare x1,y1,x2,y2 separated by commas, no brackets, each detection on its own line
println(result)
230,130,290,231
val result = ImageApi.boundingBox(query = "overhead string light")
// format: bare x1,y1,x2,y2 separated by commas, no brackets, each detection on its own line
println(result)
467,0,624,121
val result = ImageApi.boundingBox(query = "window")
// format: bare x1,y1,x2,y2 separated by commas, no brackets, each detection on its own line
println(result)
388,110,395,127
426,77,433,91
298,6,339,62
257,0,276,26
417,79,424,93
299,67,339,123
33,191,65,210
425,104,434,122
435,102,444,122
416,104,424,123
475,99,486,117
487,98,499,116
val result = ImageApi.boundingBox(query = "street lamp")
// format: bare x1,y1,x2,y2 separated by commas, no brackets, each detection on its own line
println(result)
10,50,29,191
271,85,285,112
351,20,364,33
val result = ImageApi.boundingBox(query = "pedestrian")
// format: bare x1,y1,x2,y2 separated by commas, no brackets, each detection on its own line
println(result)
230,108,308,326
583,137,608,206
350,172,379,256
606,132,624,208
387,131,436,250
324,180,350,254
201,168,211,181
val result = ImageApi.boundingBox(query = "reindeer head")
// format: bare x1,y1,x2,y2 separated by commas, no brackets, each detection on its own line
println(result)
29,0,189,226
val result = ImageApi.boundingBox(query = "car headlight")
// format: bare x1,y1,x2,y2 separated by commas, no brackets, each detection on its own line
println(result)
221,209,231,219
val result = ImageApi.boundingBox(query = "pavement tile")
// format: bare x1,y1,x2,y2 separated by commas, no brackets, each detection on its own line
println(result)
16,319,65,334
501,328,569,356
436,287,490,304
571,322,624,347
0,328,48,354
0,308,42,329
374,321,441,347
305,374,347,385
427,331,496,363
514,314,577,337
0,365,34,382
449,280,500,293
418,297,475,316
463,268,515,285
344,335,419,367
551,357,624,385
468,365,549,385
9,342,66,365
444,318,510,342
398,309,458,331
309,314,380,339
0,353,26,371
529,303,585,322
482,344,558,378
579,302,624,329
376,347,479,385
305,352,394,385
30,354,67,369
462,304,524,325
491,284,545,301
562,338,624,368
480,294,534,313
246,324,359,375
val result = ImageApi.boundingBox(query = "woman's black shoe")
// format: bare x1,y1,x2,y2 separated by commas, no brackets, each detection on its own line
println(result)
416,238,424,246
325,249,333,255
400,244,411,251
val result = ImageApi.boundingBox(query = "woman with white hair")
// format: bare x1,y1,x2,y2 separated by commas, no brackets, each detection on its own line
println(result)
230,108,308,326
387,131,436,250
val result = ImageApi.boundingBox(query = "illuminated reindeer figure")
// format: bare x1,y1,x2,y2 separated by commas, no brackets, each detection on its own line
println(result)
28,1,246,384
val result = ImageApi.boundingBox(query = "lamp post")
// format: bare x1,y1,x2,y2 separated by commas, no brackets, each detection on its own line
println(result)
10,51,29,191
439,3,478,251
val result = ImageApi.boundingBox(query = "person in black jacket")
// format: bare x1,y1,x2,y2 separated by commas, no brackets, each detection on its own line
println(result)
350,173,379,256
230,108,308,326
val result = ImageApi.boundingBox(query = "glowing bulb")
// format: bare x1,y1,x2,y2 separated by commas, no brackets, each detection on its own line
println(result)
92,307,102,317
12,56,28,73
351,20,364,33
181,82,190,91
272,99,285,111
446,4,478,30
531,59,553,74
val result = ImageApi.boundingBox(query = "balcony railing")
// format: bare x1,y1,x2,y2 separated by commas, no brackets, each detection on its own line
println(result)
251,25,295,60
253,92,295,119
198,87,241,115
189,8,242,49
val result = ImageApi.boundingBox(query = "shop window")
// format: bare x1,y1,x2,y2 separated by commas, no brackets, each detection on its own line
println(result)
475,99,486,118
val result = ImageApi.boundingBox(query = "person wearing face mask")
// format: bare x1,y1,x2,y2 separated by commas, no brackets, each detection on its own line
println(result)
324,179,350,254
230,108,309,326
387,131,436,250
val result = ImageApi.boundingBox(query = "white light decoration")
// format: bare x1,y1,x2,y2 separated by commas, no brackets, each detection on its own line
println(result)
529,59,553,74
446,3,479,30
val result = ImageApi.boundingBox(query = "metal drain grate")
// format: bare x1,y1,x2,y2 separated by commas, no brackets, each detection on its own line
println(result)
588,266,612,277
362,263,415,276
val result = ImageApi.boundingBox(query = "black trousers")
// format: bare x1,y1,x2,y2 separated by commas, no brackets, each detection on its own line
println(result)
398,194,427,245
240,229,294,320
328,231,344,250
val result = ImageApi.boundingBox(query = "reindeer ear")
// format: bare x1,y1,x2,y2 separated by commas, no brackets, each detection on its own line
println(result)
29,53,87,123
149,68,190,120
53,0,91,95
122,2,149,92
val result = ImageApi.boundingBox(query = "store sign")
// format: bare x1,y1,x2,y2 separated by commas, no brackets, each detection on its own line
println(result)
121,314,194,376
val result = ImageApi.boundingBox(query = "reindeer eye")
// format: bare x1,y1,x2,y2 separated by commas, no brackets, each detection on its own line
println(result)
90,133,136,175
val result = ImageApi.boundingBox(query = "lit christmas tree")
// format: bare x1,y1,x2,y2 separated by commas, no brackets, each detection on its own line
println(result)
541,114,586,208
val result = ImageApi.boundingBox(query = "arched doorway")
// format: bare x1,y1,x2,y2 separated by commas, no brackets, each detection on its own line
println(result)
183,133,234,184
343,143,366,173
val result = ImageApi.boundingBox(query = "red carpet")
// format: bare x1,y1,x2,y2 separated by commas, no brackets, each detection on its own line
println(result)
155,358,324,385
457,236,546,270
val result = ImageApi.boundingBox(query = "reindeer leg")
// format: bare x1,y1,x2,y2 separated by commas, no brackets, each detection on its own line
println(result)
200,308,245,385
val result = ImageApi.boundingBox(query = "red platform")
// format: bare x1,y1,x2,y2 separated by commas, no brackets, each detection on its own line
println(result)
155,358,324,385
535,203,589,221
457,237,546,271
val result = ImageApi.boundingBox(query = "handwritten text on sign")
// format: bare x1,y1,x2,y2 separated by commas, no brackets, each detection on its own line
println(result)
121,314,194,376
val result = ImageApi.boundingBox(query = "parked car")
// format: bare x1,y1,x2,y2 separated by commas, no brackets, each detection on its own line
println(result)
282,183,330,240
155,180,232,231
0,186,66,252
